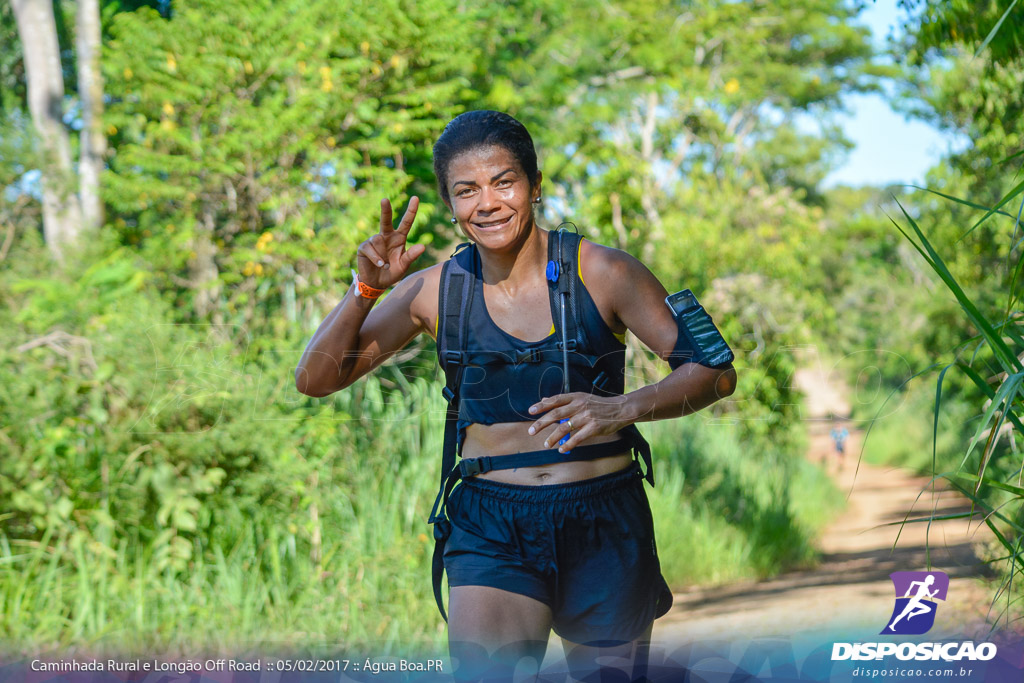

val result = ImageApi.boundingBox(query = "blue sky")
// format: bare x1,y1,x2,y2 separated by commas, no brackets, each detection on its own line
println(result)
821,0,969,187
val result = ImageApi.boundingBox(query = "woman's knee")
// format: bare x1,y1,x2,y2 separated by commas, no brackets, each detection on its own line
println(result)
561,623,653,683
448,585,552,681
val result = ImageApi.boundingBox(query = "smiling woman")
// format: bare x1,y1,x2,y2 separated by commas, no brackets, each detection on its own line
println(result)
449,146,539,248
294,110,737,681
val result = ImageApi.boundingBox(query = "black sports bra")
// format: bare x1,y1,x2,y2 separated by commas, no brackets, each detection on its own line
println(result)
433,235,627,447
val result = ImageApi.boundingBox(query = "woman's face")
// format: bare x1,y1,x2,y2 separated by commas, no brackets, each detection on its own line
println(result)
445,145,542,251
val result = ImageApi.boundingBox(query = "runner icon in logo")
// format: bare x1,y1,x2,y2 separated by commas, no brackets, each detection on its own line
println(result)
882,571,949,635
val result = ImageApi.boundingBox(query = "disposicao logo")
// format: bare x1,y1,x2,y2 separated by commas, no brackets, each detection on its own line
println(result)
831,570,998,663
882,571,949,635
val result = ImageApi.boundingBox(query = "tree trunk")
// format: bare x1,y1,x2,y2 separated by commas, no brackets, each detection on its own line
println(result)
11,0,82,264
189,208,222,320
76,0,105,231
638,89,664,265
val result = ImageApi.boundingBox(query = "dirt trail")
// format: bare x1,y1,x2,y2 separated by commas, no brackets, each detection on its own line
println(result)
650,364,999,644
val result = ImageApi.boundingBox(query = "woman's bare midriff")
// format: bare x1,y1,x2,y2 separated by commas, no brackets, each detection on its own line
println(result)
461,421,633,485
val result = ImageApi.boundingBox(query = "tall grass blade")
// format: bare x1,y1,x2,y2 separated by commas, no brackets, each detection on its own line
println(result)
891,199,1022,371
952,311,1024,350
906,185,1016,232
959,363,1024,436
933,363,955,479
999,148,1024,167
982,522,1022,633
999,198,1024,346
974,0,1021,58
983,517,1019,567
969,176,1024,234
944,476,1024,535
878,511,978,525
886,470,983,559
851,361,948,494
953,472,1024,497
996,311,1024,351
965,373,1022,480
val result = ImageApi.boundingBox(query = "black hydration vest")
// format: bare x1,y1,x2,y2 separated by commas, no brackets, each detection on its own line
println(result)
426,227,654,621
450,229,633,449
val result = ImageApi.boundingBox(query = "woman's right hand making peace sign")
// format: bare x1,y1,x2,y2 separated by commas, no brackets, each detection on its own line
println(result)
356,196,427,290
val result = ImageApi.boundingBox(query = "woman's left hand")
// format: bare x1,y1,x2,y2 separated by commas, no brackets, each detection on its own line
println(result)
527,392,636,452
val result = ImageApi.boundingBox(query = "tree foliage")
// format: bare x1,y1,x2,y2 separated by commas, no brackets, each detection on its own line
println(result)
898,0,1024,65
102,0,472,330
1,0,907,649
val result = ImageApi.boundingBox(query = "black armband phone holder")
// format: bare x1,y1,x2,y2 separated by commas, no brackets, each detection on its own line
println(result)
665,289,734,370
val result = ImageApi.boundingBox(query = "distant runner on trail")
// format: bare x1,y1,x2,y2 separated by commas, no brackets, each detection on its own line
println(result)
888,574,938,632
830,424,849,464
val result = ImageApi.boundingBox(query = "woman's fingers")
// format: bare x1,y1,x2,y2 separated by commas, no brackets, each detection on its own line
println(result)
541,417,573,449
541,414,595,451
526,393,628,450
358,240,386,268
379,196,418,234
382,197,421,271
555,420,599,453
379,198,394,233
396,196,419,234
527,395,577,435
528,393,573,416
370,233,391,269
353,197,422,292
399,243,427,269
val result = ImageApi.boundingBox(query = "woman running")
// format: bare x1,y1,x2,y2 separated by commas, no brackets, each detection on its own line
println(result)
295,110,737,681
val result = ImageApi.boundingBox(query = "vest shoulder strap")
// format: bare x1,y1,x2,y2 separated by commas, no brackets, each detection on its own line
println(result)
436,242,474,380
428,241,475,622
547,228,585,346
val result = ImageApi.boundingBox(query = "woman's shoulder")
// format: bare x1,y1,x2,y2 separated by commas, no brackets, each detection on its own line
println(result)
578,236,634,286
392,260,445,342
416,242,482,340
577,237,636,339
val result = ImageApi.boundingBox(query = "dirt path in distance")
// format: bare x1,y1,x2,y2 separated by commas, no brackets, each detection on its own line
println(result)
650,363,1000,644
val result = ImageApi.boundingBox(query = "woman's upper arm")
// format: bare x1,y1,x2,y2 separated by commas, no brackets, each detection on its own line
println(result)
596,247,678,361
599,247,736,389
338,263,440,389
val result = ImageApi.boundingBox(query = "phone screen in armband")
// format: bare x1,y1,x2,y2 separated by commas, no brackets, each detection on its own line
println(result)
666,289,699,316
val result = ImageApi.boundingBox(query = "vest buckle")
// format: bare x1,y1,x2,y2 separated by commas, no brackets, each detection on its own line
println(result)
515,348,542,363
444,350,465,365
556,339,578,352
460,457,491,477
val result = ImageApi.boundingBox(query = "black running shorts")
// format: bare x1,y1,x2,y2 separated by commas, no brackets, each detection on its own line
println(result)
442,461,674,646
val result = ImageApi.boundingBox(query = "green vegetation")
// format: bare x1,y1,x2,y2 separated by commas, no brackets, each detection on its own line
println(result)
838,0,1024,629
0,231,837,652
2,0,1022,651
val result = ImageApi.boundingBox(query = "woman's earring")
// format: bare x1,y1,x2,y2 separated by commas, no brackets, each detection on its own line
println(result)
451,216,457,224
533,196,542,204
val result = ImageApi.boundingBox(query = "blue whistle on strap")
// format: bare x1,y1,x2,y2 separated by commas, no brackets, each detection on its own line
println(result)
558,418,572,453
546,260,559,282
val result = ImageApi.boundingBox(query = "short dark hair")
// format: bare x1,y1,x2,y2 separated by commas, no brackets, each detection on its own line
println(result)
432,110,539,207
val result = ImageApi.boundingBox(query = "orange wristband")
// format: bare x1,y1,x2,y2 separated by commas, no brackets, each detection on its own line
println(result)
352,271,385,299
